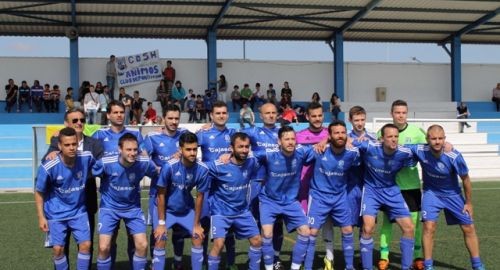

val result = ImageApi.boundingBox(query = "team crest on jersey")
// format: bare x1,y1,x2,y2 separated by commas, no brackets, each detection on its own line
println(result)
437,162,445,170
186,174,193,181
129,173,136,182
292,159,297,167
338,160,344,169
76,171,83,180
175,142,179,147
242,170,248,178
224,135,230,142
388,160,394,166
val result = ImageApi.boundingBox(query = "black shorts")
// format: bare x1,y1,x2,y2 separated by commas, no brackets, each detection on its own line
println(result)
401,188,422,212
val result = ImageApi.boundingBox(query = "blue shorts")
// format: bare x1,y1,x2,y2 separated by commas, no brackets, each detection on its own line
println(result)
98,207,146,235
308,190,351,229
347,185,363,227
47,214,90,247
152,209,195,234
361,185,410,220
259,195,308,232
421,190,473,225
211,210,260,240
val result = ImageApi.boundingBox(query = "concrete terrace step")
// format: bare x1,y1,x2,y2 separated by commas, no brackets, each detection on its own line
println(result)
468,168,500,180
454,144,499,153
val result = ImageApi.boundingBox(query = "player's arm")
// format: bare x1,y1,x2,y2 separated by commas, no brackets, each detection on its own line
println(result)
460,174,473,218
155,186,167,240
34,191,48,232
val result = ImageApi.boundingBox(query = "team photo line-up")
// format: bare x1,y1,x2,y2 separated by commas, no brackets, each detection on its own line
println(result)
35,99,485,270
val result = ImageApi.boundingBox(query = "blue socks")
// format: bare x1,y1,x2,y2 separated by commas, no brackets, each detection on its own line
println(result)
471,257,483,269
152,248,165,270
248,246,262,270
76,252,91,270
424,258,433,267
262,236,274,267
342,232,355,269
53,255,68,270
207,255,220,270
360,236,374,270
304,235,317,270
97,256,111,270
291,234,309,267
132,254,147,270
191,246,204,270
400,237,415,270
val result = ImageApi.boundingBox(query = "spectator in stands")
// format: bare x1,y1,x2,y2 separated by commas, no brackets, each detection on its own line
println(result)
83,85,99,124
51,84,61,113
171,80,186,110
330,93,341,120
266,83,278,105
204,90,214,122
457,102,471,133
186,94,197,123
31,80,44,112
4,78,18,113
98,86,110,125
492,83,500,112
239,102,255,128
132,90,146,124
280,81,292,102
119,87,132,125
311,92,321,104
143,101,157,125
294,104,307,122
240,83,253,106
279,102,298,126
162,60,176,91
251,82,266,110
43,83,52,113
156,80,168,116
95,81,103,95
210,87,218,102
78,81,90,103
106,55,117,100
279,95,292,114
65,87,75,112
196,94,206,123
218,74,228,103
230,85,241,112
17,80,32,112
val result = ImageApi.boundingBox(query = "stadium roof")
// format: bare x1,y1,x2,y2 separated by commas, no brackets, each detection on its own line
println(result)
1,0,500,44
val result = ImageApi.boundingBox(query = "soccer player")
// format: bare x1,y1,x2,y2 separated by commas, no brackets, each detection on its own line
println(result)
152,132,210,270
143,104,189,269
196,101,237,268
206,132,262,270
356,123,416,270
252,125,315,270
406,125,486,270
93,133,157,270
377,100,426,270
35,127,95,270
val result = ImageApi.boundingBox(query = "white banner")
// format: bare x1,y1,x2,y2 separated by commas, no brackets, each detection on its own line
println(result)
116,50,162,87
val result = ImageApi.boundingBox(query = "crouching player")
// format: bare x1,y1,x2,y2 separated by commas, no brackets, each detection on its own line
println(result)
152,132,209,270
406,125,486,270
93,133,157,270
35,127,95,270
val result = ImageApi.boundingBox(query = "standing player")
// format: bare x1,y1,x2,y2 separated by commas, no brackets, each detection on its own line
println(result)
304,120,360,270
152,132,210,270
93,133,157,270
206,133,262,270
406,125,486,270
143,104,189,269
253,126,315,270
35,127,95,270
355,124,416,270
197,101,237,269
377,100,425,270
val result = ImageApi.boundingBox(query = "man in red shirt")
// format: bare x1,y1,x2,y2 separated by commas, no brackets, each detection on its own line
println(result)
162,60,176,92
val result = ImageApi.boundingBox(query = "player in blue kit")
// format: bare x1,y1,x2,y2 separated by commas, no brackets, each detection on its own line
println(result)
197,101,238,269
35,127,95,270
206,132,262,270
251,125,315,270
92,133,157,270
152,132,210,270
143,104,190,269
354,124,416,270
304,120,361,270
406,125,486,270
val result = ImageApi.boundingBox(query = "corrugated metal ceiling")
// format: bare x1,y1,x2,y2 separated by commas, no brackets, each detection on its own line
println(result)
0,0,499,44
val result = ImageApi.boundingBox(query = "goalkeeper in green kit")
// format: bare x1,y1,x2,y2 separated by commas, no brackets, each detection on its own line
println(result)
377,100,425,270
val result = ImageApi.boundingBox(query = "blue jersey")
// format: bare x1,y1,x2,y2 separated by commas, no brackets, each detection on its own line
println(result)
347,130,377,189
35,151,95,220
93,155,157,210
157,159,210,215
243,126,279,181
197,126,236,162
355,141,415,188
92,127,143,157
207,158,259,216
143,129,186,196
254,146,315,204
311,147,361,195
407,145,468,196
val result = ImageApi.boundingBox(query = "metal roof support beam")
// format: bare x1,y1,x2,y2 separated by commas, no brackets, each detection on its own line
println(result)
332,32,344,101
442,7,500,44
451,35,461,102
211,0,234,30
69,0,79,99
207,30,217,91
336,0,381,36
441,44,451,57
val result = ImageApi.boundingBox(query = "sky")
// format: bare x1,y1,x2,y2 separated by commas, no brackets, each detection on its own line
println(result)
1,36,500,64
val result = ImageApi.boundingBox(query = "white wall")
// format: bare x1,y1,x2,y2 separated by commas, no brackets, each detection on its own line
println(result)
1,57,499,103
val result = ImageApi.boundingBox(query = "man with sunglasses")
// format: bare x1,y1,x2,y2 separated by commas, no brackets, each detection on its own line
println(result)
43,107,104,269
